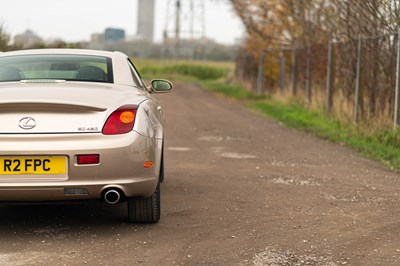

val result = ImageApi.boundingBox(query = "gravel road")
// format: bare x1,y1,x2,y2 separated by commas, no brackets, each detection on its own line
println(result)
1,82,400,265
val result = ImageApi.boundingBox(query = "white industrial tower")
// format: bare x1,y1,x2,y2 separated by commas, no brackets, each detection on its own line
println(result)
137,0,155,42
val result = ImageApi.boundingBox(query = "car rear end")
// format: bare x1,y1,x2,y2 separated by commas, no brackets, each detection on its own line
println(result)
0,49,166,223
0,81,161,198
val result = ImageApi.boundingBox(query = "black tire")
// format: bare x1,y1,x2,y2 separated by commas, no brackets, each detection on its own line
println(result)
127,182,160,223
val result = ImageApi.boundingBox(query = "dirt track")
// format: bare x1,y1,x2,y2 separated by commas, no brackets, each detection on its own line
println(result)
1,82,400,265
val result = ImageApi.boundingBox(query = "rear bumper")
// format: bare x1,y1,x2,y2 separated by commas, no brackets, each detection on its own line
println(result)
0,131,162,201
0,178,157,202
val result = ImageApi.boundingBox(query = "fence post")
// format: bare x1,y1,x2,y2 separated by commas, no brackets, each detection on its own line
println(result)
354,37,362,123
394,29,400,129
279,49,286,93
305,44,312,103
291,47,297,96
257,49,267,95
325,41,333,113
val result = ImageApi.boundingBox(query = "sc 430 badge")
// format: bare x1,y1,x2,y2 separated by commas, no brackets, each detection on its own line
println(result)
78,127,99,132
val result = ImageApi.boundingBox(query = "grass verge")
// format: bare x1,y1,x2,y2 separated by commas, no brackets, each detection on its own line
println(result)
250,101,400,170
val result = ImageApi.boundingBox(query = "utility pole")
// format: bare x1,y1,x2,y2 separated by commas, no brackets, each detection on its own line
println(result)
164,0,206,60
175,0,181,60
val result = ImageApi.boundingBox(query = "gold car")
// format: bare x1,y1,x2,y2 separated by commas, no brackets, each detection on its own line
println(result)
0,49,172,223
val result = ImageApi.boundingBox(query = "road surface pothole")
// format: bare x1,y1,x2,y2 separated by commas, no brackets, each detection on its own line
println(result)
168,147,191,152
0,252,51,266
198,136,224,142
0,254,13,265
219,152,257,159
198,135,247,142
270,176,320,186
271,160,297,167
211,147,224,152
253,246,339,266
211,147,257,159
321,192,386,203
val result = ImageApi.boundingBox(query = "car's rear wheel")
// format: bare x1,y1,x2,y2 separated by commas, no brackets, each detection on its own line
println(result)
127,182,160,223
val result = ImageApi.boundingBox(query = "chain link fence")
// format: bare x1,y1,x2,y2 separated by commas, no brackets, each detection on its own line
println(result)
247,32,400,128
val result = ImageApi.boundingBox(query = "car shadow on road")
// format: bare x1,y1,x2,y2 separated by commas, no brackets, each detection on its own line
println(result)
0,203,129,229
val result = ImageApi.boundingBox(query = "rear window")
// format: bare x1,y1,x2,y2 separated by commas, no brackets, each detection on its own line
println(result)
0,54,113,83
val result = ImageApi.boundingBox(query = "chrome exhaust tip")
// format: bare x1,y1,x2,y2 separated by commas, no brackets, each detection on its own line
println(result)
104,189,121,204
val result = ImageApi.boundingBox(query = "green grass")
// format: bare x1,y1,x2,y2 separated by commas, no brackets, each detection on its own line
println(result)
133,59,400,170
250,101,400,169
199,80,262,100
133,59,233,81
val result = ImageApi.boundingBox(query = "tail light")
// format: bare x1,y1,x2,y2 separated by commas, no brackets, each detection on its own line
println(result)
102,105,137,135
77,154,100,165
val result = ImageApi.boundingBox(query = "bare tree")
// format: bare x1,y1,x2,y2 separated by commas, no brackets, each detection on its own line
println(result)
231,0,400,120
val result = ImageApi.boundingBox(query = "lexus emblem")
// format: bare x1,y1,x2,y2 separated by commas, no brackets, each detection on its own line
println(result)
19,117,36,130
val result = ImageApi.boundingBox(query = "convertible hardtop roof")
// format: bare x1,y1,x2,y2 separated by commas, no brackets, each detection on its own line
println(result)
0,49,122,58
0,49,137,86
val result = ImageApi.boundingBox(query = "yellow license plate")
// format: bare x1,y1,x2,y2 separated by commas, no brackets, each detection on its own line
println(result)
0,156,67,175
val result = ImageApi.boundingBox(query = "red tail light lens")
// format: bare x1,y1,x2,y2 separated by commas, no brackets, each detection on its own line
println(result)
77,154,100,165
102,105,137,135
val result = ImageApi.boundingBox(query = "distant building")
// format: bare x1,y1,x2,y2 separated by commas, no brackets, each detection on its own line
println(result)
104,28,125,42
91,33,104,44
137,0,155,43
14,30,43,49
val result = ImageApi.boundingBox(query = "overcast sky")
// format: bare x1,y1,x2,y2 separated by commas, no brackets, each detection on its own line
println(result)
0,0,244,44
